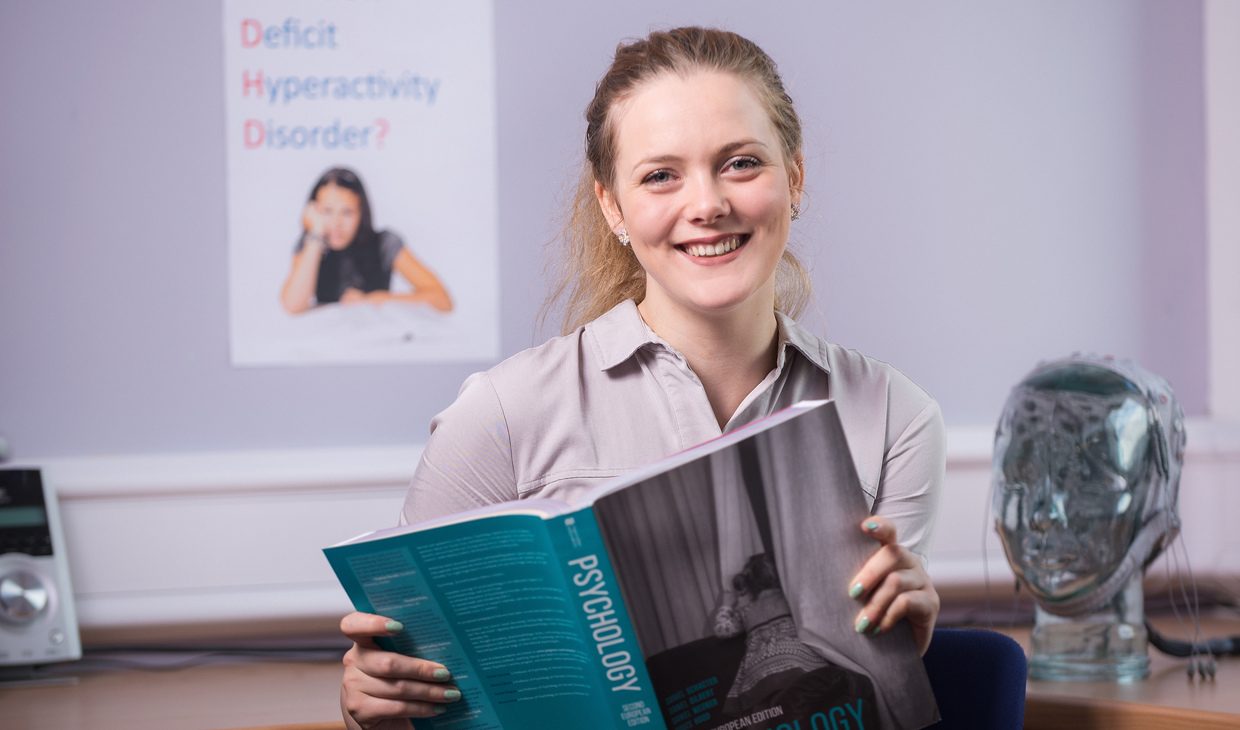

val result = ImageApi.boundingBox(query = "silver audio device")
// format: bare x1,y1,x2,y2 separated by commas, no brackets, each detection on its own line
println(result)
0,469,81,666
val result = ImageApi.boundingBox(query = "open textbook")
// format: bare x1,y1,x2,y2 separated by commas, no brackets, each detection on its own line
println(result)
324,400,939,730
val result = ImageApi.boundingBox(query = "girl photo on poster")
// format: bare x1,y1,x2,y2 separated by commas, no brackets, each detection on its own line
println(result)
280,167,452,315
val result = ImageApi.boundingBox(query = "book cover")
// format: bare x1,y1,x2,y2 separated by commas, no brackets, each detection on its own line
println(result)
589,401,937,730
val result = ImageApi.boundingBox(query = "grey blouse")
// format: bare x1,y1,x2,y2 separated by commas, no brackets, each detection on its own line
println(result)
400,299,945,563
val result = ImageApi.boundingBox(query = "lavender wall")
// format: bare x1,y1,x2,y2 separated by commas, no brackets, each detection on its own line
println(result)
0,0,1208,458
1136,2,1209,415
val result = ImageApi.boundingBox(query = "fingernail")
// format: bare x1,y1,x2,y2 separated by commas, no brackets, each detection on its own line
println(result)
865,521,879,532
848,582,864,599
433,668,452,681
871,624,883,636
385,620,404,633
443,688,462,701
855,616,871,634
434,705,447,715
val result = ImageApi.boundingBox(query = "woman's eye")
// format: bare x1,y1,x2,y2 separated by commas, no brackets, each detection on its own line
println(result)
642,170,673,185
727,156,761,173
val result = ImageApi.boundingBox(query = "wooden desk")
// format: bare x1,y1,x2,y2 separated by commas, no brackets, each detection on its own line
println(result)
0,659,348,730
1009,614,1240,729
5,615,1240,730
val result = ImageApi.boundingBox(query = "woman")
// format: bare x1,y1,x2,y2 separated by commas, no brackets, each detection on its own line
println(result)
339,28,944,729
280,167,453,314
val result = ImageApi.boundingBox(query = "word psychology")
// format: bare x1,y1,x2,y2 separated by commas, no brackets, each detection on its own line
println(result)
711,701,867,730
567,555,642,693
241,70,440,106
243,119,386,151
241,18,337,49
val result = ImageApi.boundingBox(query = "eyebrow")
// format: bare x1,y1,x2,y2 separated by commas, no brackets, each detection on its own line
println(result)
631,138,770,171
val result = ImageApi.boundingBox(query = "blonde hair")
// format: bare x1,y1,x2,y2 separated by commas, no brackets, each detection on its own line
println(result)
545,27,814,335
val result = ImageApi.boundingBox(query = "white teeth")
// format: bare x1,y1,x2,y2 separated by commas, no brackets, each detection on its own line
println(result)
684,236,741,258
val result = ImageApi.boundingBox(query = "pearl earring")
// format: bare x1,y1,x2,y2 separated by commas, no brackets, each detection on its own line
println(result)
617,228,630,246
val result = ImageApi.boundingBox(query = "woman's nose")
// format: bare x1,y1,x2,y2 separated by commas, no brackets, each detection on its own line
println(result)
684,175,729,223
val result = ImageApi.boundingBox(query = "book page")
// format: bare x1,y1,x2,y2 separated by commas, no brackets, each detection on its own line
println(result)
327,514,608,729
332,499,571,546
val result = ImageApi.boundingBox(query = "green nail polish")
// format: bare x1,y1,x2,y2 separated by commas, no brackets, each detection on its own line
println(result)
855,616,870,634
872,624,883,636
433,668,451,681
385,620,404,633
434,705,447,715
443,689,462,701
865,521,879,531
848,582,864,599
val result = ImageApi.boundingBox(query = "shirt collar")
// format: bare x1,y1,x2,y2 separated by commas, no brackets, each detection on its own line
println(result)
775,310,833,376
588,300,657,370
588,300,832,377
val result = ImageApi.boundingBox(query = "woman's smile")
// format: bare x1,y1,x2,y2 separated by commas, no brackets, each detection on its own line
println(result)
677,233,748,260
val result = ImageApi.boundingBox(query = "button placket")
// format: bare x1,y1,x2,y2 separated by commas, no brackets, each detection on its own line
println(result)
649,346,722,448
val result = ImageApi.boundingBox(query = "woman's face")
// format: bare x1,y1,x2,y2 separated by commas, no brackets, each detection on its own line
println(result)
598,70,802,319
315,184,362,250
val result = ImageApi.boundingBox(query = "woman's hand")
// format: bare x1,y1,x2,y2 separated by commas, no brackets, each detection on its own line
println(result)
281,226,326,315
846,516,939,655
303,201,325,236
340,612,462,729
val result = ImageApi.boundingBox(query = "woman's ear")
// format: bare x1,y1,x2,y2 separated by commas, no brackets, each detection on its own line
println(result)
594,180,625,233
789,156,806,207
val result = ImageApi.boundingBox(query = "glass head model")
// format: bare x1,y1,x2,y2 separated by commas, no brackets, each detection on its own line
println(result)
992,355,1184,681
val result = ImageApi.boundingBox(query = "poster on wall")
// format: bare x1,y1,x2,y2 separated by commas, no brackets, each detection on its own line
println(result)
222,0,499,366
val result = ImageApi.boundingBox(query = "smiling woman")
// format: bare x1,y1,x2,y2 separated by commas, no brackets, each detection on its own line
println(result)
336,28,946,730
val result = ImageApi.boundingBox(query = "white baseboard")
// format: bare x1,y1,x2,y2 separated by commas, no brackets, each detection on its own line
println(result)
11,446,419,633
11,417,1240,636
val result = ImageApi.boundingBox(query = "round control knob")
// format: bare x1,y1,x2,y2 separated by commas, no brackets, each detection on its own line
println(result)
0,570,49,621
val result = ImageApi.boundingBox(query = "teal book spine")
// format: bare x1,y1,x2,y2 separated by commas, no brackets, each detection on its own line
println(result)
550,508,665,730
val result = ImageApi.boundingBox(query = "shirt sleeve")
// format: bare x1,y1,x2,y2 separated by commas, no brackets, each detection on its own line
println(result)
398,372,520,525
377,230,403,272
873,398,946,568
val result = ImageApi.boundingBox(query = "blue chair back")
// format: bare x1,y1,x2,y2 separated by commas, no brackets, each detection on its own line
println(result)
922,627,1027,730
